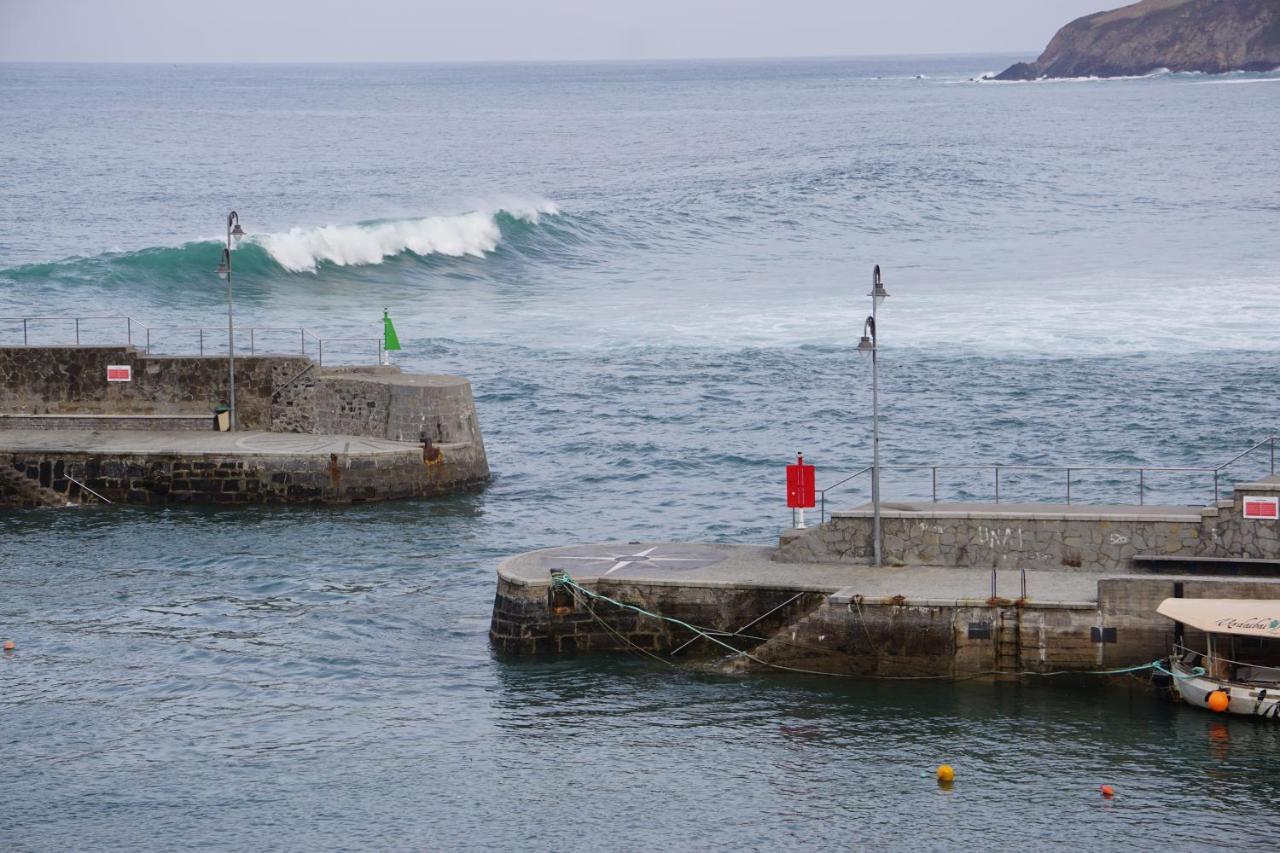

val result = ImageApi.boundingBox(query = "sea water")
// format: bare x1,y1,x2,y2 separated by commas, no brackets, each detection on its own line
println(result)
2,58,1280,849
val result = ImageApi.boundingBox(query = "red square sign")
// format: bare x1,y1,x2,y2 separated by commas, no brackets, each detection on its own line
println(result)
786,461,815,509
1243,496,1279,520
106,365,132,382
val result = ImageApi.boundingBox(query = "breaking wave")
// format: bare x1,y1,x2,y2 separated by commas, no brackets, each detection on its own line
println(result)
0,201,565,287
254,202,560,273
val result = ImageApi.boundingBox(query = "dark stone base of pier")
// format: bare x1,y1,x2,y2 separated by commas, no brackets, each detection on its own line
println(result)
490,539,1280,678
0,430,487,506
490,545,827,657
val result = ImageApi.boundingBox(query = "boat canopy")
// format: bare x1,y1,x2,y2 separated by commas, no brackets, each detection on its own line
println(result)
1157,598,1280,639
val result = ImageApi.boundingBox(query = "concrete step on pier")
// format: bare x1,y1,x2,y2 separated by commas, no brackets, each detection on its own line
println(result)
0,413,216,431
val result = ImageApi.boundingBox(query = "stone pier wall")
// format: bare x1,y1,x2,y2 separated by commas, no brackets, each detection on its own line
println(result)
0,346,301,429
3,446,488,505
748,576,1280,677
267,366,488,470
492,575,1117,675
776,482,1280,571
490,575,825,657
0,347,489,489
742,598,1108,677
493,571,1280,677
1,346,490,505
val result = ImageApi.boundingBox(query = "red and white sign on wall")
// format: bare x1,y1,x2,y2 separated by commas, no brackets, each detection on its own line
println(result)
1243,496,1279,520
106,365,132,382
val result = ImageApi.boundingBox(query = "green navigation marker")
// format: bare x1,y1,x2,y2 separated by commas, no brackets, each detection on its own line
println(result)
383,308,401,351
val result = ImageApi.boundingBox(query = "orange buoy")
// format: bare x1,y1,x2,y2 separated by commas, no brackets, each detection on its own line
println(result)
2,640,13,651
1207,690,1230,713
1100,785,1115,798
936,764,955,783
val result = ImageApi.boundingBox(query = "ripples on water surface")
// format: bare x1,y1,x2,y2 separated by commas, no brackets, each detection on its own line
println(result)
2,57,1280,848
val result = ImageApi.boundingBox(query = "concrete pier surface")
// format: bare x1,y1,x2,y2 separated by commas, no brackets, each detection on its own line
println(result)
491,478,1280,676
0,429,424,457
498,542,1099,604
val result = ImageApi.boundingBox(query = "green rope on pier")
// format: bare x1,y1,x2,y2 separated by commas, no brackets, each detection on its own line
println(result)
1151,659,1207,680
550,572,1207,682
1018,660,1205,679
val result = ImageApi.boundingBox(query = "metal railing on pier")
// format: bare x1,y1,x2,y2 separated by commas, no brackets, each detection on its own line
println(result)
816,435,1278,523
0,314,385,367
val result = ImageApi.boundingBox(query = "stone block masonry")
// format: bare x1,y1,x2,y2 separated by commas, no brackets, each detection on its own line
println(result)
491,573,826,657
491,543,1280,678
265,364,487,459
0,347,485,447
0,345,489,506
0,345,302,428
2,435,488,505
743,575,1280,678
775,484,1280,571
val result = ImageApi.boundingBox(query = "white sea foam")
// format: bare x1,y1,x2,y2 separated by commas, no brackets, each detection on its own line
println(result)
519,270,1280,356
254,201,559,273
977,68,1173,84
1193,76,1280,85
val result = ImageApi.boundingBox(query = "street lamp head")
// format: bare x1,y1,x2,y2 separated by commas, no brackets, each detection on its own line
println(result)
215,247,230,278
870,264,889,305
228,211,245,242
857,315,876,356
230,222,246,240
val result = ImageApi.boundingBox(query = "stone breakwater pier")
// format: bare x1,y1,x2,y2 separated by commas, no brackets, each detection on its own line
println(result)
0,344,488,506
491,475,1280,678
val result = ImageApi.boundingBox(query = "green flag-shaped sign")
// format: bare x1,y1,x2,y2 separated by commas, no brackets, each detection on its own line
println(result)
383,309,401,351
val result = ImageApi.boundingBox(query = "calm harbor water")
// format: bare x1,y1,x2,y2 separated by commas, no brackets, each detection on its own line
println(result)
3,57,1280,848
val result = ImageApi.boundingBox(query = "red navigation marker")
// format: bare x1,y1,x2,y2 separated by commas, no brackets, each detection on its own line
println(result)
787,453,815,509
106,365,132,382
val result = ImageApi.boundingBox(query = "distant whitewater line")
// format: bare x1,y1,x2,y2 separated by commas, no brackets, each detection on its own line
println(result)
254,202,560,273
976,67,1280,84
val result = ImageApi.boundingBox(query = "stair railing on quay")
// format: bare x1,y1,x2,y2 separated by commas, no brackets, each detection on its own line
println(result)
0,314,385,367
816,435,1278,524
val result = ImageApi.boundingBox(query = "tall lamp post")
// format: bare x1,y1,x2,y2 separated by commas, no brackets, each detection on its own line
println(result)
856,264,889,566
215,211,246,431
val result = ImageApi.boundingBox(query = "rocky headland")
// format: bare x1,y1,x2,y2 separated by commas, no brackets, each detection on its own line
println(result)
995,0,1280,81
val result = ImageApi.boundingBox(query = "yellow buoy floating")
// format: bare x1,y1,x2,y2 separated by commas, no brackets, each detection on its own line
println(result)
1207,690,1229,713
2,639,14,652
936,764,955,783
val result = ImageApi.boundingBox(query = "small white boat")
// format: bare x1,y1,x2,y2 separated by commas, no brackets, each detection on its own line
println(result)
1158,598,1280,718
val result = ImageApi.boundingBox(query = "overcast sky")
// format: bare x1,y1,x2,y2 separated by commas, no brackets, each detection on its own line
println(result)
0,0,1113,62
